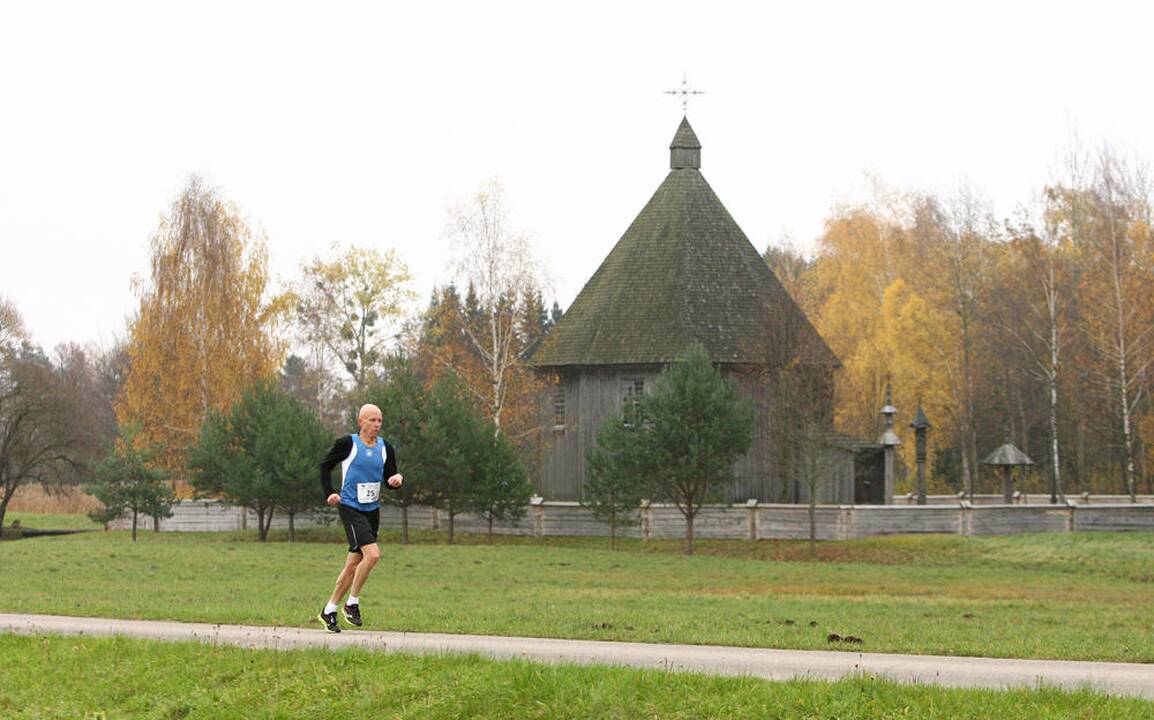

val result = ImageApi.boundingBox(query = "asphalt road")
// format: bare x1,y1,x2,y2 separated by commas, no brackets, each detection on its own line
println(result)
2,613,1151,699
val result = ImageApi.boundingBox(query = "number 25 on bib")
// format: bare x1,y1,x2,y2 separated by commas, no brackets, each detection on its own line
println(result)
357,482,380,503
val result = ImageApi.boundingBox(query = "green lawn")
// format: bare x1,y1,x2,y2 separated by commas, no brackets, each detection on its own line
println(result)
4,511,103,531
2,523,1152,662
3,634,1150,720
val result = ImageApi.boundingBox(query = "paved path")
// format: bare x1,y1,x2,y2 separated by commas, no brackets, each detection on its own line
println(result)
2,613,1152,699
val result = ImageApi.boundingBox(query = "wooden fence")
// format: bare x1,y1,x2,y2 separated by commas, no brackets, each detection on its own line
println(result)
110,496,1154,540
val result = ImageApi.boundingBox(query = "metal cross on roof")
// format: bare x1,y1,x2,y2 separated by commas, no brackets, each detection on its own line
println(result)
665,73,705,114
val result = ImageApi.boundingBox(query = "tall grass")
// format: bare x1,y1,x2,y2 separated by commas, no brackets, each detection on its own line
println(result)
6,483,100,514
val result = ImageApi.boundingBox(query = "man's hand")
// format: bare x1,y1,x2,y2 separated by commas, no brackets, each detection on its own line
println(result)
326,493,339,506
387,474,404,489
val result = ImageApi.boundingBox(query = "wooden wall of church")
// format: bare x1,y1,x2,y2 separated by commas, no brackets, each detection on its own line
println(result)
535,364,804,503
727,369,780,502
536,365,662,501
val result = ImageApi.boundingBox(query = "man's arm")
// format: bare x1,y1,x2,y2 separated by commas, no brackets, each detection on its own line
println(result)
383,440,401,490
319,436,354,498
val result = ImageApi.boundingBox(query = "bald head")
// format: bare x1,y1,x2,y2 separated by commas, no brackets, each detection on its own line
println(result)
357,404,383,442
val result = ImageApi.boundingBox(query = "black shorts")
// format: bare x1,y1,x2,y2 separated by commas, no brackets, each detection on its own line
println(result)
338,504,380,553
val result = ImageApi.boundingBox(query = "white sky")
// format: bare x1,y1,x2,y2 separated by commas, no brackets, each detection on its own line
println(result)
3,1,1154,352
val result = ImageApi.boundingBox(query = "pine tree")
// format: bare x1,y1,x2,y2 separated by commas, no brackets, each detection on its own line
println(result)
420,370,486,544
583,403,648,549
361,354,429,544
593,343,753,555
468,429,532,543
188,380,328,541
87,424,174,542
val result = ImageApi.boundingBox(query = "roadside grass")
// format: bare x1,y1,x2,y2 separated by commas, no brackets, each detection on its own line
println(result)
2,526,1152,662
2,634,1150,720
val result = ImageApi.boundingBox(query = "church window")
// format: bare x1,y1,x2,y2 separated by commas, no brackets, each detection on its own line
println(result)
621,378,645,425
552,386,566,431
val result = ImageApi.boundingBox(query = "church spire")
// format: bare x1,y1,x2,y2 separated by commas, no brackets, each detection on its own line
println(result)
670,116,701,170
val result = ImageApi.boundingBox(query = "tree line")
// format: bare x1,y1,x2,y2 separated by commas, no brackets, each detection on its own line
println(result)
0,177,548,538
4,139,1154,539
767,146,1154,500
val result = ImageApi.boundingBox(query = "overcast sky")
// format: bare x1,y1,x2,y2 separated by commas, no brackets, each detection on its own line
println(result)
3,1,1154,352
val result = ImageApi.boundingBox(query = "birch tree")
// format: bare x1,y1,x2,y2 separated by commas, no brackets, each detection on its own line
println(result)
910,190,995,498
812,208,904,443
445,180,547,436
1073,151,1154,500
994,208,1074,502
763,236,818,315
117,176,288,481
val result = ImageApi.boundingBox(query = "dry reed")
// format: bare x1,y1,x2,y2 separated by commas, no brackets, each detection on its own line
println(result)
8,483,101,514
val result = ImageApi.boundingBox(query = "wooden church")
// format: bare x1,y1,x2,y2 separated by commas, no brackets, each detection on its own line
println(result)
530,117,874,504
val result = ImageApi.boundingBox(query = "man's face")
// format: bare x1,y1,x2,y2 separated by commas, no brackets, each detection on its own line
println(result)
359,407,383,440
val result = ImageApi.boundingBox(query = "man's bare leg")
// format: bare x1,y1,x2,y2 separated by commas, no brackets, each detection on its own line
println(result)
328,552,362,606
349,543,381,598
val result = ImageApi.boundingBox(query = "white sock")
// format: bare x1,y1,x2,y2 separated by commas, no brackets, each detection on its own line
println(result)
347,595,360,607
323,602,338,615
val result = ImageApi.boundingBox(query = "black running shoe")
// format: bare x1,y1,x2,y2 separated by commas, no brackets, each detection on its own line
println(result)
318,610,341,633
342,603,363,627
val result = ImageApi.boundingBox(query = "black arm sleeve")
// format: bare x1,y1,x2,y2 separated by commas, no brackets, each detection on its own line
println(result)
383,440,398,490
319,436,353,498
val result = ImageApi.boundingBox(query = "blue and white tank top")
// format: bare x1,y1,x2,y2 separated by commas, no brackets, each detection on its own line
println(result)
339,434,387,511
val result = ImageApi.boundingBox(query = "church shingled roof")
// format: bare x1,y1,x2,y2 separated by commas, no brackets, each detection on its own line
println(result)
670,116,701,149
531,118,836,368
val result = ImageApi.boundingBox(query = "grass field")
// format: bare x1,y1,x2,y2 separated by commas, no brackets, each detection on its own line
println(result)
2,517,1152,663
4,511,104,531
2,634,1150,719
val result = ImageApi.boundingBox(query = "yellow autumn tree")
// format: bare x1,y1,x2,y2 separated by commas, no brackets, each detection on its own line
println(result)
878,277,960,492
811,207,906,441
902,191,997,497
809,197,988,494
117,176,288,484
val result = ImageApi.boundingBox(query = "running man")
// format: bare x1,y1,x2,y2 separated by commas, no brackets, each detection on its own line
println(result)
317,403,403,632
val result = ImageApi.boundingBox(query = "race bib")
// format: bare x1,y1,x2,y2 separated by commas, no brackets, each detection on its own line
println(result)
356,482,381,504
